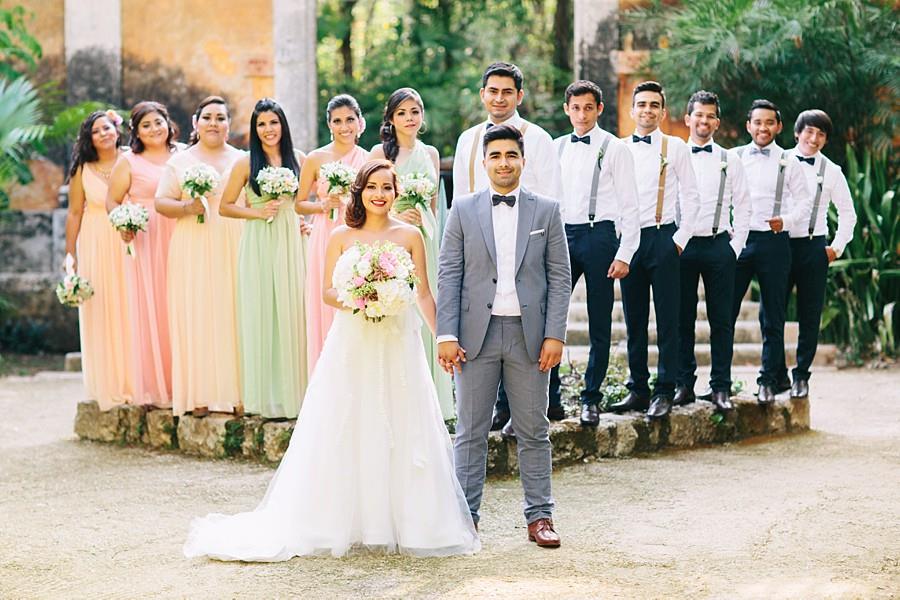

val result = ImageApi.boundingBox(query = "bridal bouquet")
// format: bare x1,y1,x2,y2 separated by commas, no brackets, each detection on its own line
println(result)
181,164,219,223
108,201,149,257
256,166,299,224
55,254,94,307
396,172,436,238
319,162,356,222
333,241,418,323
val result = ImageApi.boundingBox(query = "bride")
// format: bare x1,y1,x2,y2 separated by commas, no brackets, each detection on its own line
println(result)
184,159,480,560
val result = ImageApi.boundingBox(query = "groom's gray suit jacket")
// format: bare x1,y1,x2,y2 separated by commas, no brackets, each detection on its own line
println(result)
437,187,571,362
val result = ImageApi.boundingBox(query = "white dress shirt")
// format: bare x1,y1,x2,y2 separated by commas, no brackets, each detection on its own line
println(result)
731,141,813,233
488,186,522,316
622,128,700,250
685,139,752,257
555,125,641,264
786,147,857,256
452,111,563,202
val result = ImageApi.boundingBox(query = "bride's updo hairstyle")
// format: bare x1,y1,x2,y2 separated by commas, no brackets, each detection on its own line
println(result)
345,159,397,229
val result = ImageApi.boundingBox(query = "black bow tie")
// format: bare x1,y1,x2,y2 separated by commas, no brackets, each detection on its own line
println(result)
571,134,591,145
692,145,713,153
485,123,494,130
796,155,815,165
492,194,516,207
632,134,652,144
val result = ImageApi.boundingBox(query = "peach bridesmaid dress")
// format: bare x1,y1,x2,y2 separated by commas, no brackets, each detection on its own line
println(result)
305,145,370,376
77,165,134,410
157,147,245,416
122,151,175,407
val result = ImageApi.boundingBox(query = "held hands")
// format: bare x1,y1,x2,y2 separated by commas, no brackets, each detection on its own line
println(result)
538,338,564,372
395,208,423,227
322,193,344,212
607,259,629,279
299,219,313,236
120,230,135,243
437,341,467,374
825,246,837,263
184,196,205,216
674,242,683,256
766,217,784,233
259,200,281,221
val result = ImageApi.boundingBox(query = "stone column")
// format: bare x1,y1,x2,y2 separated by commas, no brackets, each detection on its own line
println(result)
574,0,620,134
64,0,122,105
273,0,318,150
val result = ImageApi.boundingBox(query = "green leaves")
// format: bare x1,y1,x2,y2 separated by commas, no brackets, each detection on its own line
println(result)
0,5,42,80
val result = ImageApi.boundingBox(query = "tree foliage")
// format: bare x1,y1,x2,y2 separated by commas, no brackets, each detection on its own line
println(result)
0,4,42,80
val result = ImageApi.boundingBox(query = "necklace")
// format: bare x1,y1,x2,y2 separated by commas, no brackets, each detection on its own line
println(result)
91,162,114,180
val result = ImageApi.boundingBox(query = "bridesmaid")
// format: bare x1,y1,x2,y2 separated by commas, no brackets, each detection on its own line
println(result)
64,110,133,410
155,96,244,417
220,98,308,419
106,101,177,408
371,87,454,419
295,94,370,376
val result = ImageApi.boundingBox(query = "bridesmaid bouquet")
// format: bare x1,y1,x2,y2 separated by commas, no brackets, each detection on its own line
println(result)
181,164,220,224
55,254,94,307
108,202,149,257
333,241,418,323
319,162,356,222
256,166,299,224
397,172,437,239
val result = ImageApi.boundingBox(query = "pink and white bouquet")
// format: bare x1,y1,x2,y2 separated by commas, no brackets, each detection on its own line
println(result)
181,163,219,224
333,241,418,323
256,166,299,223
319,162,356,222
55,253,94,307
396,172,437,238
108,201,149,257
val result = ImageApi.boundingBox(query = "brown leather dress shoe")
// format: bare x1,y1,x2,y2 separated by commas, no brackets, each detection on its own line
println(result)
527,518,561,548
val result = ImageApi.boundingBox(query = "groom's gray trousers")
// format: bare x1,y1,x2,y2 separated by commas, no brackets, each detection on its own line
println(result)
454,316,553,525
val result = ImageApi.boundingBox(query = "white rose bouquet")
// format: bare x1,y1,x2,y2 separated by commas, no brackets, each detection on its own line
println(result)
319,162,356,222
256,166,299,224
396,172,437,238
108,201,149,257
333,241,418,323
180,163,219,224
55,253,94,307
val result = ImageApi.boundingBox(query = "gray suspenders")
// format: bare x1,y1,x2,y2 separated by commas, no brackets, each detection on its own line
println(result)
712,148,728,234
737,146,787,220
808,158,828,238
558,135,612,227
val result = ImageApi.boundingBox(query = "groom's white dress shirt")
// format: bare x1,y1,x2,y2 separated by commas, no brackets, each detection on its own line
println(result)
489,186,521,316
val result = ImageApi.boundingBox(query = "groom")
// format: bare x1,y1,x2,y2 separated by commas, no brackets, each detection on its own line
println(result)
437,123,571,547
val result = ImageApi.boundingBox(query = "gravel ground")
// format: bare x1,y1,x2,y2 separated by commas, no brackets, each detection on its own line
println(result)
0,367,898,599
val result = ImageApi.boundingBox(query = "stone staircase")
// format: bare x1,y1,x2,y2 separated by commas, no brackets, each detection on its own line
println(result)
563,280,837,367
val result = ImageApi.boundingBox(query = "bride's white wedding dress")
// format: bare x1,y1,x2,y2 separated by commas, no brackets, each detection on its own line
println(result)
184,249,480,561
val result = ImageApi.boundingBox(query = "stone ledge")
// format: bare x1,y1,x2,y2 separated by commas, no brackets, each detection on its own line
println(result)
73,394,810,474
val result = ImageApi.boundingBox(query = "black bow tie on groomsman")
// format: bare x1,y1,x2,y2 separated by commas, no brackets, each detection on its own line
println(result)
632,134,652,144
570,134,591,144
796,155,816,165
692,145,713,153
492,194,516,207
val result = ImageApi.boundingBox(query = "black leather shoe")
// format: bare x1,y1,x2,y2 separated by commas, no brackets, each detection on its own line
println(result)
673,385,695,406
580,404,600,427
547,405,566,421
697,386,713,401
774,377,791,394
647,395,674,420
500,419,516,440
790,379,809,398
608,391,650,414
757,385,776,405
491,408,510,431
711,390,734,411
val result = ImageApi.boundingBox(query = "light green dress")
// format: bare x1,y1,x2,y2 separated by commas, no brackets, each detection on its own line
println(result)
395,142,455,419
236,184,308,418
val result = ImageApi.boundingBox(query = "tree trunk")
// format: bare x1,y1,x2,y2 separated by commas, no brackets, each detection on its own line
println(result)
553,0,573,76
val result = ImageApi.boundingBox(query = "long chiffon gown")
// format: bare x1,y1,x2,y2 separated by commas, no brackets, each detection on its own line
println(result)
122,151,175,407
76,165,133,410
157,148,245,416
394,142,454,420
305,145,370,376
184,245,479,561
236,182,308,418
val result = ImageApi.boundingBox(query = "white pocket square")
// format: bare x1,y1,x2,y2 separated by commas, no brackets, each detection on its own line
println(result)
529,229,545,236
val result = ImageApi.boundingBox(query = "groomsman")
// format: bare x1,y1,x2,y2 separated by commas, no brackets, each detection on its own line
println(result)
732,99,814,404
549,80,640,426
675,90,751,412
453,61,564,433
609,81,701,420
775,109,856,398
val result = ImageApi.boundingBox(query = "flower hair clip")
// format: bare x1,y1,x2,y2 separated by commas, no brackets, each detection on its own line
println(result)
106,109,124,127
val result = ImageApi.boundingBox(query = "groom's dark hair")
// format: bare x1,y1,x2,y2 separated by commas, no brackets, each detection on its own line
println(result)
482,123,525,156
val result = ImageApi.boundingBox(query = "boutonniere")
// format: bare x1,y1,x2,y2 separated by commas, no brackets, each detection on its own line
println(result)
719,160,728,173
596,148,605,165
778,157,788,168
659,154,669,171
816,174,824,184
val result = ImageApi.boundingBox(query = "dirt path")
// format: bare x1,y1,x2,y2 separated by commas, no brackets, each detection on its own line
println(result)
1,367,898,599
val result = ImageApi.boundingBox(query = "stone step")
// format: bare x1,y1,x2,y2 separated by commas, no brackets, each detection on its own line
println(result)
64,352,82,372
568,300,759,324
572,280,752,303
566,321,798,345
561,341,837,367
